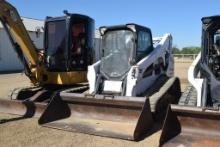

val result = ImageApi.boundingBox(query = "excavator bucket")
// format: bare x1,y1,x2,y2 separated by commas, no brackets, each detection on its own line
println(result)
159,105,220,146
0,98,46,118
39,93,154,140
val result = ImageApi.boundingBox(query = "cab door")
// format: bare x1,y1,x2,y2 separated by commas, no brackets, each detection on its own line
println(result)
68,16,94,71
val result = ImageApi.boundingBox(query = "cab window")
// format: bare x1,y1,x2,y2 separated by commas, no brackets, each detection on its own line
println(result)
70,23,87,70
137,31,153,61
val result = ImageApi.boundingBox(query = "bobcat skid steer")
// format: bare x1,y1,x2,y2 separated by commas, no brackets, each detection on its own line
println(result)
160,16,220,146
39,24,181,140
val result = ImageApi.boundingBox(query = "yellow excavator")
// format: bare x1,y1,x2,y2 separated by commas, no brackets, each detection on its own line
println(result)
0,0,95,115
0,0,94,101
0,1,95,85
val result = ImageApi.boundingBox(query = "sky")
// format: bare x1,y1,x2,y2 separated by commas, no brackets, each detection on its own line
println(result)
8,0,220,48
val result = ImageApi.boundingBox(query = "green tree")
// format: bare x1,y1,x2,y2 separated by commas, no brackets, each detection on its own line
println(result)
176,46,201,54
172,46,181,54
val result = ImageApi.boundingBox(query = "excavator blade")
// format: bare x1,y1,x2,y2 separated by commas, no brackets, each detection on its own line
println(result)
160,105,220,146
0,98,46,118
38,93,154,140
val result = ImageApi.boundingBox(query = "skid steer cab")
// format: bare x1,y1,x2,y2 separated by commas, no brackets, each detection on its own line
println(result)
88,24,174,96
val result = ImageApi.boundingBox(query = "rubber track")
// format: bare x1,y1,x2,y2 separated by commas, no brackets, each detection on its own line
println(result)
178,85,197,106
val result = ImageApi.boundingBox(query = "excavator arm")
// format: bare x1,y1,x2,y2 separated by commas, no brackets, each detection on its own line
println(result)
0,0,41,84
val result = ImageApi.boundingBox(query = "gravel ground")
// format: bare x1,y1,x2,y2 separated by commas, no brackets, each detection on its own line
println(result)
0,73,30,99
0,61,191,147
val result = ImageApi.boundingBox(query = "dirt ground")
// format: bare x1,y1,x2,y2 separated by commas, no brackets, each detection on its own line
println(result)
174,60,192,91
0,61,191,147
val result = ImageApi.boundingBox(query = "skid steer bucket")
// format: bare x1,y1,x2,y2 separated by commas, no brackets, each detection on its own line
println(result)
39,93,153,140
160,105,220,146
0,98,46,118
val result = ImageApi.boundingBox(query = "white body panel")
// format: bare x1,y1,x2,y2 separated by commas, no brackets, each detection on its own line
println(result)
103,81,122,93
88,33,174,96
188,53,203,107
87,61,100,94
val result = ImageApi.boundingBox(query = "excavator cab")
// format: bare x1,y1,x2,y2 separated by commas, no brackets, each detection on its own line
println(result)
45,14,94,72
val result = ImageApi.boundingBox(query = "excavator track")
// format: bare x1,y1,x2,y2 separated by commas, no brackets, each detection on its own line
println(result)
9,86,60,103
0,85,89,118
10,86,42,100
9,84,89,102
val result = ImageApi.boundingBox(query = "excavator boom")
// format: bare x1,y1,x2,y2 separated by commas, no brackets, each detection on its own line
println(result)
0,0,40,83
0,0,38,65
